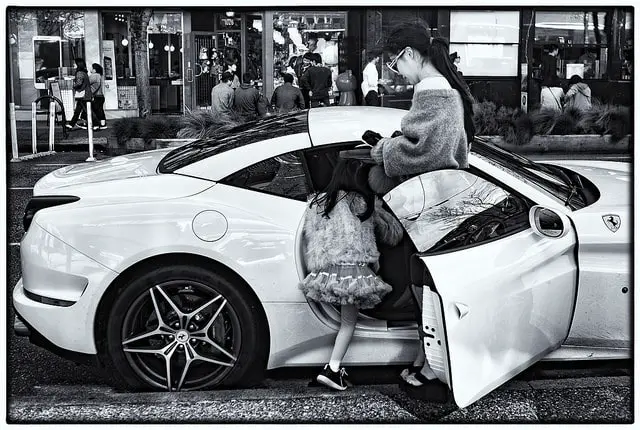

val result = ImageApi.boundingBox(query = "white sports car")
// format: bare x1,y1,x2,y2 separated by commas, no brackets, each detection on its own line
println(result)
13,107,630,408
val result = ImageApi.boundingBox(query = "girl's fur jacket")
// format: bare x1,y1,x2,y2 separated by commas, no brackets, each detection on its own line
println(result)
302,191,404,272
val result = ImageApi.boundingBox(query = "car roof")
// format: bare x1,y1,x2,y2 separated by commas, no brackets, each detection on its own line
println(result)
307,107,407,147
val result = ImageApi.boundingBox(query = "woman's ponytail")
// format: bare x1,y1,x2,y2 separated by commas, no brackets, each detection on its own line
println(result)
429,38,475,144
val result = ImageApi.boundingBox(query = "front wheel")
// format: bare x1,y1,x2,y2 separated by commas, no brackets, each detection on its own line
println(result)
104,265,268,391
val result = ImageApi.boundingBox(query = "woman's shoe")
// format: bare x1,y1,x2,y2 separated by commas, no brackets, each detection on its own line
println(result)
400,365,424,385
400,378,450,403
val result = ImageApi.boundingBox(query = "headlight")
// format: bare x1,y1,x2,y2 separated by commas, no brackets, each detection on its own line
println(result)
23,196,80,232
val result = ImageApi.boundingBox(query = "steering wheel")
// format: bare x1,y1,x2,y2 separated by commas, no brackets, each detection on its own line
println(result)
463,219,506,245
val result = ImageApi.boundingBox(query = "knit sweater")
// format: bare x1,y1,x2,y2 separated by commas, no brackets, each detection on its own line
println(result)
370,88,469,177
303,191,403,272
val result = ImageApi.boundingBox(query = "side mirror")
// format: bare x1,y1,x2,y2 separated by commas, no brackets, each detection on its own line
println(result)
529,205,570,239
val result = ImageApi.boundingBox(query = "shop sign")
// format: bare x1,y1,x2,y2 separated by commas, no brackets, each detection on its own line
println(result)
102,40,118,110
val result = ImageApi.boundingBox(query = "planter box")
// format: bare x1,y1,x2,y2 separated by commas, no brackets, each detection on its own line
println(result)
482,134,631,155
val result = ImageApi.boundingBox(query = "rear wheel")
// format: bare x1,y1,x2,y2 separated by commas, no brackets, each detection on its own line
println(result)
104,265,268,391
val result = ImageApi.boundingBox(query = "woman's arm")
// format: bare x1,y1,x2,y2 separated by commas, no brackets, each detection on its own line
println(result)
370,90,467,177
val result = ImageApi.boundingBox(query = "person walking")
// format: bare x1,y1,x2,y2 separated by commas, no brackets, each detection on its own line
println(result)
300,157,404,391
211,71,235,117
540,44,564,111
65,58,92,130
89,63,107,130
300,53,333,108
360,20,474,401
362,53,381,106
233,73,268,121
271,73,305,113
564,74,592,111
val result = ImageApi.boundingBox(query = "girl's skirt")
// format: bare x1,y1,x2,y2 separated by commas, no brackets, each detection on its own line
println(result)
299,263,393,309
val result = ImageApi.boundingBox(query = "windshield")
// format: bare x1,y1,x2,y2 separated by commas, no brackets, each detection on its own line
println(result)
158,111,308,173
471,138,587,210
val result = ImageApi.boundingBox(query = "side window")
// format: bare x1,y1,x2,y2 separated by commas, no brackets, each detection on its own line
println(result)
384,169,532,254
221,151,310,201
302,142,361,192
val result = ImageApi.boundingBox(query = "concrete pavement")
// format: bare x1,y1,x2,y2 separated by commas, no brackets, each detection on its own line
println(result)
7,375,632,423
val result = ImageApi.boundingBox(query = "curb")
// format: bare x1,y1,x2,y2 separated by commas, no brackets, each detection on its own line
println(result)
10,151,57,162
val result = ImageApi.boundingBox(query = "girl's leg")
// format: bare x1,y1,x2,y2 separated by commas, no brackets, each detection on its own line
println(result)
328,304,358,372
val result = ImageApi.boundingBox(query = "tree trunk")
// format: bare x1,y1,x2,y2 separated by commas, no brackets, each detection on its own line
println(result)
130,8,153,118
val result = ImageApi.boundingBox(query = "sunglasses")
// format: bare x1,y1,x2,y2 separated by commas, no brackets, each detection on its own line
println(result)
385,47,408,74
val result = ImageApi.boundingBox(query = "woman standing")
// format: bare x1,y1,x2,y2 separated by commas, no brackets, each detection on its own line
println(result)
361,20,475,401
65,58,92,130
89,63,107,130
361,53,381,106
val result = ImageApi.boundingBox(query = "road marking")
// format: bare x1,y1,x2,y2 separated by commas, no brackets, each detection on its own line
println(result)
9,187,33,190
10,243,20,247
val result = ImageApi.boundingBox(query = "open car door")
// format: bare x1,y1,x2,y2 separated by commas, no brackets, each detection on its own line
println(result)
384,170,578,408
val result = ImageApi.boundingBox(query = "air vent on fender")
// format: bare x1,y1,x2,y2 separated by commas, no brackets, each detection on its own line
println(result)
23,196,80,232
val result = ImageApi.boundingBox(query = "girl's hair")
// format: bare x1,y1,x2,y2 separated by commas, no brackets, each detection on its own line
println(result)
311,158,375,221
383,20,476,144
74,58,87,72
92,63,103,75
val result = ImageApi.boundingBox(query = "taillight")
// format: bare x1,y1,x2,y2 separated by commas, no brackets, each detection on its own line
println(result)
23,196,80,232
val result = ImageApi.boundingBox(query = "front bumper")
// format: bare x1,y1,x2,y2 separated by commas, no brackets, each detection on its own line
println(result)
13,222,119,355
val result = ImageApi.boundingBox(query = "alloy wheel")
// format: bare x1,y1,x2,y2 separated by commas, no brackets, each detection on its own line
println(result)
120,280,241,391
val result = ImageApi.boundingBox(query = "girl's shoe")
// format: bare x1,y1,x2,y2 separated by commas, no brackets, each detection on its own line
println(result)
99,125,108,130
316,364,349,391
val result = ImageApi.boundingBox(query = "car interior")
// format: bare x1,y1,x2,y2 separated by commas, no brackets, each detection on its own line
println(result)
301,142,420,323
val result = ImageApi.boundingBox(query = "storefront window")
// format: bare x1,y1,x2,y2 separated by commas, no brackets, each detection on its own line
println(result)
450,11,520,77
622,11,632,80
102,12,134,80
148,12,183,113
246,13,264,87
272,12,346,94
37,10,85,72
534,11,609,80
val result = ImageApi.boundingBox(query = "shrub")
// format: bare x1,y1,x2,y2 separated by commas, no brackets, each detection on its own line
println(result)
176,108,242,140
473,101,499,136
596,105,631,142
112,116,181,146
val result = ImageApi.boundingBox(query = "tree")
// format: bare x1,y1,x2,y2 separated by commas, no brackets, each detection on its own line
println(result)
130,8,153,118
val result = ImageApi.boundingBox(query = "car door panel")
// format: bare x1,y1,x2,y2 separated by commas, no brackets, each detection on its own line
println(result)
385,170,578,408
419,229,577,408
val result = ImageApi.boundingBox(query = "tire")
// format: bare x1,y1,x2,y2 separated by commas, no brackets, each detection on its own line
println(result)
103,264,268,391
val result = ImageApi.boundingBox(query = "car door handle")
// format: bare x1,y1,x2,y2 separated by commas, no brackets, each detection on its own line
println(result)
454,302,470,320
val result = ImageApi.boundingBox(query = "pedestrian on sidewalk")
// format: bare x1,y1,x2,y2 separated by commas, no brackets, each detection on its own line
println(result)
360,20,473,402
66,58,92,130
233,73,268,122
300,157,403,391
564,74,592,112
211,71,235,117
270,73,305,114
362,53,381,106
540,44,564,111
89,63,107,130
300,53,333,108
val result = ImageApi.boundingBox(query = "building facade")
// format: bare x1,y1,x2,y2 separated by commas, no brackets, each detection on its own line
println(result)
8,7,632,118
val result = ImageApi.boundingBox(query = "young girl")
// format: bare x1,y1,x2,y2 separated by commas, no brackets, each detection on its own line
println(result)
300,157,404,391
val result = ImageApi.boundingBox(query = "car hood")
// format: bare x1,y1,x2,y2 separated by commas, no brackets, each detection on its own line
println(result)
34,148,173,194
544,160,630,209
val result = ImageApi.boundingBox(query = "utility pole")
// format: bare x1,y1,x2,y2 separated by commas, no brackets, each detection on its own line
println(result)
9,33,19,161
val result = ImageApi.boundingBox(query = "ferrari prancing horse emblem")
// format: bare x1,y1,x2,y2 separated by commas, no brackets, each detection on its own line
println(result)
602,214,621,232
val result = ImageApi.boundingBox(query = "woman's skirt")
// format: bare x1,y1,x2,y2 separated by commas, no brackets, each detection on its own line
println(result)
299,263,393,309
